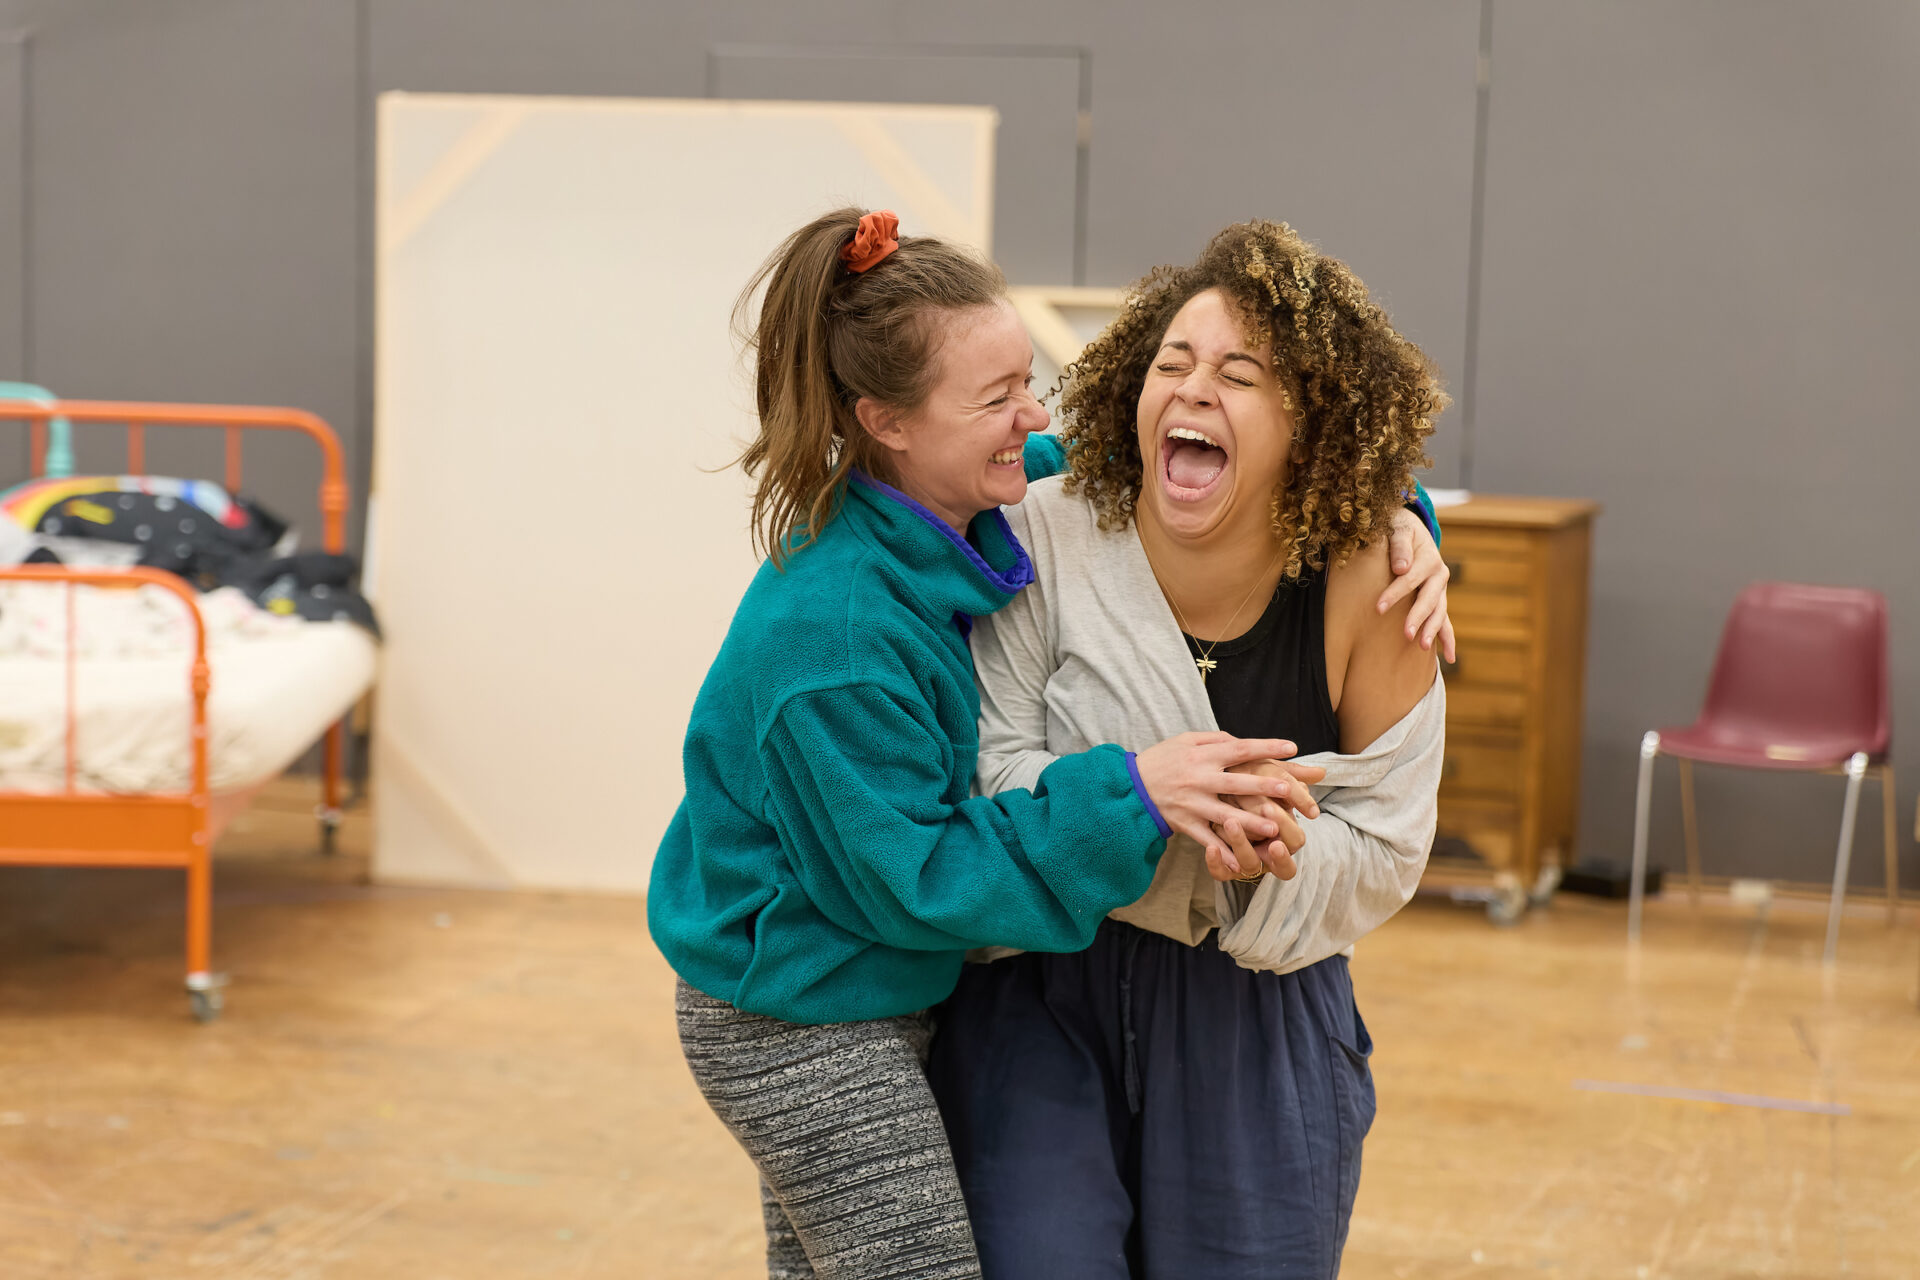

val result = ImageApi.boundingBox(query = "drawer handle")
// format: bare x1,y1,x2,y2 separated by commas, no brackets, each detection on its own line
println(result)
1444,559,1464,585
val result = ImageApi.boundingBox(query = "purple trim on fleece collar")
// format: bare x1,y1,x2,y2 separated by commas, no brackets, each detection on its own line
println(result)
849,470,1034,596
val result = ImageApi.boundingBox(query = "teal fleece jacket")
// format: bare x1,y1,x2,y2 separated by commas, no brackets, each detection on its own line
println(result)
647,437,1169,1025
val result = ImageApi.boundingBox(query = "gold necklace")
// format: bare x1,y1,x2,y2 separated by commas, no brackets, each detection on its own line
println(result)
1144,542,1284,683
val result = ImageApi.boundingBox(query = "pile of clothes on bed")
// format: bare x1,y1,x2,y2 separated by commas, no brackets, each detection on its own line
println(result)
0,475,379,637
0,474,381,795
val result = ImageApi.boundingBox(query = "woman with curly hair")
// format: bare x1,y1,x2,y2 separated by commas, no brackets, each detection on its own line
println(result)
927,220,1450,1278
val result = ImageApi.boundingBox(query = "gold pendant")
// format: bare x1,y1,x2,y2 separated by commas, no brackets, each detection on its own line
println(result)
1195,656,1217,680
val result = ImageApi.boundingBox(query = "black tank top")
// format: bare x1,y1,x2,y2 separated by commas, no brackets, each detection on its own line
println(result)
1182,569,1342,756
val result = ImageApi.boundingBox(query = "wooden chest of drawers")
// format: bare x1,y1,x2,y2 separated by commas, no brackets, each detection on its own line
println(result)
1431,495,1600,920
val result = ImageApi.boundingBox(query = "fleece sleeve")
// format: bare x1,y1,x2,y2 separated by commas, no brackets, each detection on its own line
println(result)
1021,433,1068,482
1406,479,1441,545
756,687,1159,955
758,683,1165,955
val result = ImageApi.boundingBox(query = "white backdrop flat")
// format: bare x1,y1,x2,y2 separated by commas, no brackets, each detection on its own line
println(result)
373,92,996,891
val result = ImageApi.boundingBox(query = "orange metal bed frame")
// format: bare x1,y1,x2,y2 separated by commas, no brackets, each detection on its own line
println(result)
0,401,353,1021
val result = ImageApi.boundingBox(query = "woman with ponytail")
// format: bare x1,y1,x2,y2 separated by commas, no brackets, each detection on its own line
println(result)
647,208,1448,1278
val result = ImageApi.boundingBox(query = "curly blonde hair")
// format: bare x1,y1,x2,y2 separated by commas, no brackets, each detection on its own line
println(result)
1057,220,1446,580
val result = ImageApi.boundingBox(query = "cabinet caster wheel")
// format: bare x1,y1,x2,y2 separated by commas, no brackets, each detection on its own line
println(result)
1486,881,1528,926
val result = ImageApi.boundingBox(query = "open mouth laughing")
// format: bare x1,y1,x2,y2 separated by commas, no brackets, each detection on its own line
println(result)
1160,425,1228,501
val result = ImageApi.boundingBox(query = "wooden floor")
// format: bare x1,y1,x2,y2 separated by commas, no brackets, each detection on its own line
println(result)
1,785,1917,1278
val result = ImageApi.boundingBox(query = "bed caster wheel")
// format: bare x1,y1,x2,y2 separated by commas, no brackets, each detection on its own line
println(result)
1486,877,1528,926
1529,865,1563,908
317,807,343,855
187,974,228,1023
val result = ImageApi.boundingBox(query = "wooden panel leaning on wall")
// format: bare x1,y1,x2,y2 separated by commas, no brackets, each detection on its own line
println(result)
1426,496,1601,924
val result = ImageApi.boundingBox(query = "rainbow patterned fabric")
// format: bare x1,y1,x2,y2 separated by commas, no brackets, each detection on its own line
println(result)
1,475,251,533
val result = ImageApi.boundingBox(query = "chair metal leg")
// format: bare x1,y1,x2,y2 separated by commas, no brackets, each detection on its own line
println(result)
1629,731,1660,946
1678,757,1702,909
1881,764,1898,924
1823,752,1869,966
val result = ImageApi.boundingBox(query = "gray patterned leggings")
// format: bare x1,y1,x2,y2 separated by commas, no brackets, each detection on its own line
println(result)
674,980,981,1279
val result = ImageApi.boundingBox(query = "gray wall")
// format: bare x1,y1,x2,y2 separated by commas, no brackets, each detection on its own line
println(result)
4,0,360,527
1,0,1914,889
0,24,24,390
2,0,1481,535
1473,0,1920,887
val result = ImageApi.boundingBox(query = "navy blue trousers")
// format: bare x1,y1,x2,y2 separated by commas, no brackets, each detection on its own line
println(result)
926,919,1375,1279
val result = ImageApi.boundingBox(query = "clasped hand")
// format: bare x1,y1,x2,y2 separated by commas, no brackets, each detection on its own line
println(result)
1202,758,1324,884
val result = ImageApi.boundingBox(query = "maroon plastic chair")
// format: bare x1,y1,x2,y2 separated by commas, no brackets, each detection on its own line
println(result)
1627,583,1895,963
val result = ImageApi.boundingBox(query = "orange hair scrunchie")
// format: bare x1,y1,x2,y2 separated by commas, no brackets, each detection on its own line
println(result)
840,210,900,273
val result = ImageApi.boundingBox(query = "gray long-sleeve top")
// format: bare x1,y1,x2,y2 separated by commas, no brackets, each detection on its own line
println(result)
971,474,1445,974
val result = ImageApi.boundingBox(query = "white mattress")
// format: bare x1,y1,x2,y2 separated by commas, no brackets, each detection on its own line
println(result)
0,582,375,794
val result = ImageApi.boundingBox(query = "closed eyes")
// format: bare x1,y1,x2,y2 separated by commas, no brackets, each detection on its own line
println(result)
986,374,1036,408
1155,362,1253,388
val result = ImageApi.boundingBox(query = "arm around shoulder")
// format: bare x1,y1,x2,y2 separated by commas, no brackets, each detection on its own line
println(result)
1327,538,1439,754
